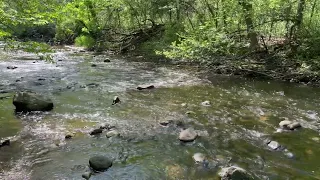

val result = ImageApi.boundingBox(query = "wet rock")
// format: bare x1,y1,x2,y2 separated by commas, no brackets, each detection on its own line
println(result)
82,172,92,179
192,153,206,164
159,120,173,127
79,85,86,88
288,122,301,130
186,111,195,115
99,123,112,130
267,141,281,150
91,64,97,67
13,92,54,112
106,130,120,138
15,79,21,82
218,166,251,180
79,50,86,52
112,96,121,105
279,120,292,128
137,85,155,90
65,133,74,139
179,128,198,142
86,83,99,88
89,155,113,171
279,120,301,130
7,66,18,70
104,59,111,63
181,103,187,107
90,129,103,135
0,139,10,147
201,100,211,107
284,151,294,158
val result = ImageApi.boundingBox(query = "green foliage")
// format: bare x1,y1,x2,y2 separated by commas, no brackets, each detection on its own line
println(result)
161,22,244,62
75,35,96,49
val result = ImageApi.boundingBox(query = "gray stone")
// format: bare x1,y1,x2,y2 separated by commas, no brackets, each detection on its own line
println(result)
179,128,197,142
287,122,301,130
13,92,54,112
99,123,112,130
106,130,120,138
219,166,251,180
201,101,211,107
279,120,292,129
82,172,92,180
267,141,280,150
285,151,294,158
192,153,206,164
89,155,113,171
181,103,187,107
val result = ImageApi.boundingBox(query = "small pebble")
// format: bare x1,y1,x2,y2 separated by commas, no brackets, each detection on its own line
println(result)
201,101,211,107
82,172,92,180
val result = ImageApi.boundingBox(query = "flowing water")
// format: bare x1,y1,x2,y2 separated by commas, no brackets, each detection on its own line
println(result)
0,46,320,180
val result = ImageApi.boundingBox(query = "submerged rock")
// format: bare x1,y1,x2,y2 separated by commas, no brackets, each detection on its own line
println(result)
218,166,252,180
267,141,281,150
201,101,211,107
137,85,155,90
112,96,121,105
65,133,74,139
7,66,18,70
89,155,113,171
179,128,198,142
13,92,54,112
181,103,187,107
279,120,292,128
159,120,173,127
192,153,206,164
91,64,97,67
279,120,301,130
106,130,120,138
288,122,301,130
99,123,112,130
165,164,184,180
0,139,10,147
90,129,103,135
86,83,99,88
82,172,92,180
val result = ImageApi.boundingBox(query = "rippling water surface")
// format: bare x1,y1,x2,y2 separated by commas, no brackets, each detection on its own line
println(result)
0,46,320,180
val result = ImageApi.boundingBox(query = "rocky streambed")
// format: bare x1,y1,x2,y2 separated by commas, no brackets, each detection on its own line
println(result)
0,46,320,180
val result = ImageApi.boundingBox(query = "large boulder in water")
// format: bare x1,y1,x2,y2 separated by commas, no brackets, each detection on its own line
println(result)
89,155,113,171
13,92,54,112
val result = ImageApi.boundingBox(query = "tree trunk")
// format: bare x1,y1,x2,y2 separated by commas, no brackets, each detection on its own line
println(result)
239,0,259,51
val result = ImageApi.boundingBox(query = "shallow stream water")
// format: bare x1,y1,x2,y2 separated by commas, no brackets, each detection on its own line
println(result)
0,46,320,180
